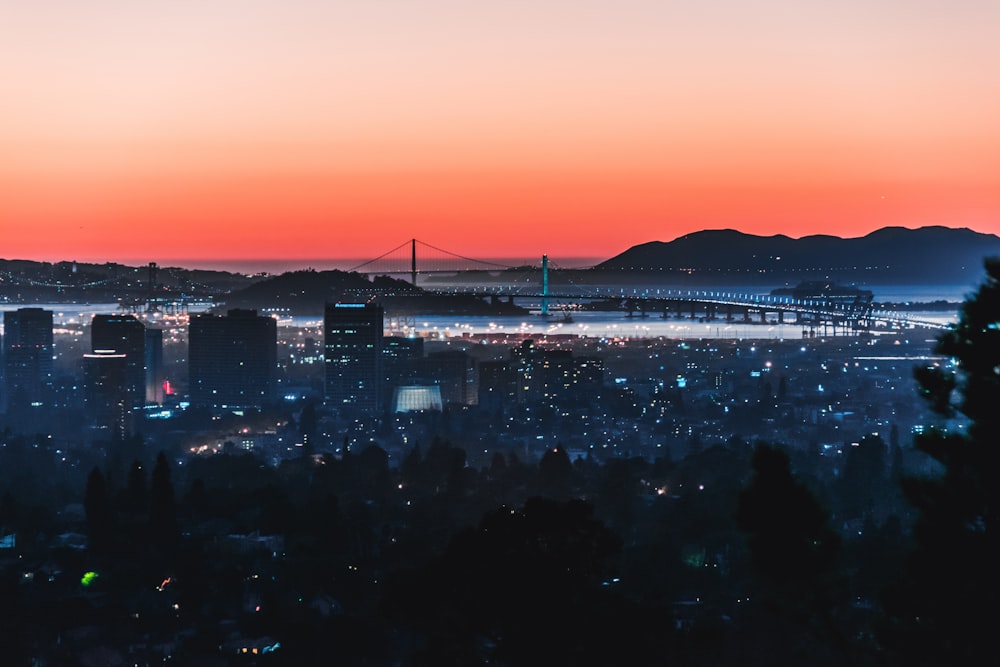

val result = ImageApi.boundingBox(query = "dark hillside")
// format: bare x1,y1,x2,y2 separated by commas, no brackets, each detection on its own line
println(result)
596,226,1000,285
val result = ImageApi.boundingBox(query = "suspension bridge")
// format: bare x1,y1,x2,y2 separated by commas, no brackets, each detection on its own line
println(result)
345,238,548,281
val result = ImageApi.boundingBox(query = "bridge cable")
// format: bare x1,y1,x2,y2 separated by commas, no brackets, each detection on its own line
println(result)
345,240,415,273
413,240,516,270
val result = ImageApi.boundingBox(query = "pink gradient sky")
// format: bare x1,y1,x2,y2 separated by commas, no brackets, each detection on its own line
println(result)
2,1,999,266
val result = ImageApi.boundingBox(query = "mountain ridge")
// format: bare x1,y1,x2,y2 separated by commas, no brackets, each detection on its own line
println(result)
596,226,1000,285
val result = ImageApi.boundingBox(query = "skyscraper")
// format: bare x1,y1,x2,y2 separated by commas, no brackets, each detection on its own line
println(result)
2,308,54,431
415,349,478,405
383,335,424,405
144,327,164,405
83,350,131,438
324,303,383,412
91,314,146,409
188,309,277,409
478,360,518,412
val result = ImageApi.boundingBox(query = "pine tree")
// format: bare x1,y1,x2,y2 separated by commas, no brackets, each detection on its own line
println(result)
149,451,178,549
538,444,573,498
838,434,887,521
735,444,845,664
84,466,114,552
881,259,1000,665
125,459,148,515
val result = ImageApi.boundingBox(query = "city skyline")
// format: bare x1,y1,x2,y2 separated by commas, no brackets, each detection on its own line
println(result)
3,1,999,264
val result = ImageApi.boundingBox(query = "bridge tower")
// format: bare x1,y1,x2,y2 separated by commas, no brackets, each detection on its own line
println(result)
411,238,417,287
147,262,159,312
541,254,550,316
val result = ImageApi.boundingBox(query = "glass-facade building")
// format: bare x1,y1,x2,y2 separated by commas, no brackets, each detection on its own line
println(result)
324,303,383,412
189,309,277,409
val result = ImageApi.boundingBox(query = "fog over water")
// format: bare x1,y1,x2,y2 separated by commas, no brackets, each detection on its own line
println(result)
0,282,966,337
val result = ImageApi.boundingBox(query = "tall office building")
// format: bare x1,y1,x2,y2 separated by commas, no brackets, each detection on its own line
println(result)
91,314,146,408
189,309,277,409
83,351,132,438
414,350,478,405
383,335,424,405
478,360,518,412
498,339,605,406
2,308,54,431
144,327,164,405
324,303,383,412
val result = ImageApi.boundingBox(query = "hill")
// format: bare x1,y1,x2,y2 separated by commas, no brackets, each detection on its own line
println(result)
214,269,405,313
216,270,529,316
0,259,261,304
595,226,1000,286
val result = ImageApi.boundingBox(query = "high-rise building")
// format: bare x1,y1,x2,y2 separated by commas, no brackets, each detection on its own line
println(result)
2,308,54,431
144,327,164,405
478,360,518,411
189,309,277,409
500,339,605,406
383,335,424,404
414,349,478,405
83,350,132,438
324,303,383,412
91,314,146,408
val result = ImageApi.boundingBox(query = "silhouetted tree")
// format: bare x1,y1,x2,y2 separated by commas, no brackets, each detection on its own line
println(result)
401,444,422,486
84,466,113,552
538,444,572,498
184,477,207,520
420,437,465,497
595,457,644,534
124,459,148,514
881,258,1000,665
838,434,887,521
489,451,507,477
735,444,845,664
149,451,178,549
358,443,391,504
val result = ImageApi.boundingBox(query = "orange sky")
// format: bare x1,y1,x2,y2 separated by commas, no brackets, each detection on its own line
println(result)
2,1,999,266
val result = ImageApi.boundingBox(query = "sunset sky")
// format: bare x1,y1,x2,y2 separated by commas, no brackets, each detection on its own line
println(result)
2,1,999,267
